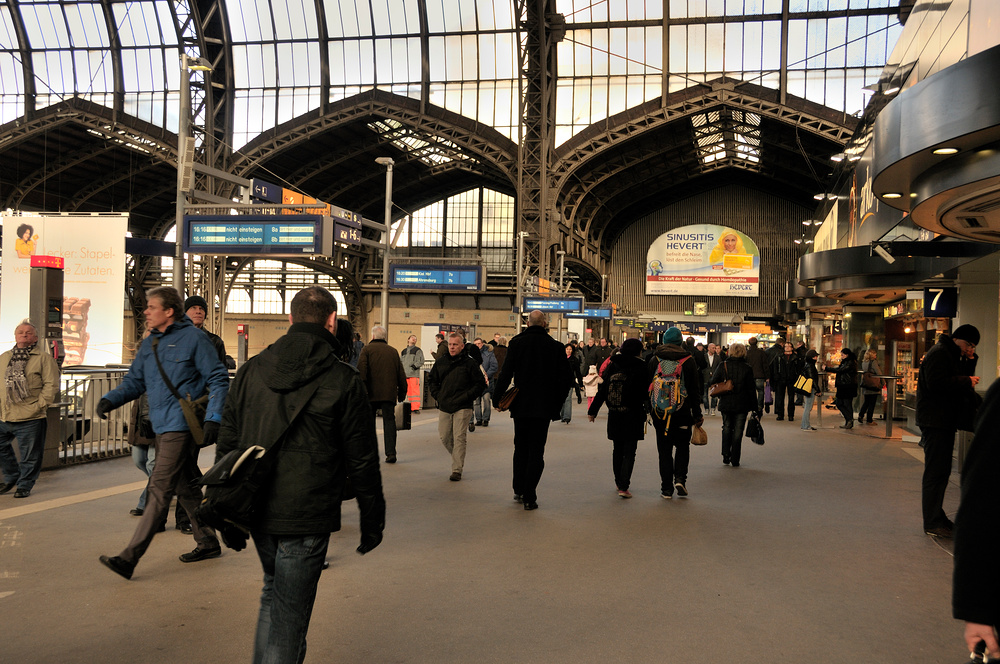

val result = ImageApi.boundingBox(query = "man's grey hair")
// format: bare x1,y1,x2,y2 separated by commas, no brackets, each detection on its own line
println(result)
371,325,387,340
15,319,37,334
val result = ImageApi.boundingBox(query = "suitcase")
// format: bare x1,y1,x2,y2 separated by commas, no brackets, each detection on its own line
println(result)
395,401,411,431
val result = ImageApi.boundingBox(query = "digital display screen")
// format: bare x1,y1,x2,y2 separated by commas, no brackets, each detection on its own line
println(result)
390,265,484,291
523,297,584,313
184,215,321,255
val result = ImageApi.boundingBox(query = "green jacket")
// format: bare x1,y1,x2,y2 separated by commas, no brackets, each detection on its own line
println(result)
0,344,61,422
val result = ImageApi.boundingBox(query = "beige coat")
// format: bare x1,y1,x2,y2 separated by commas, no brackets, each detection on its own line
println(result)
0,345,60,422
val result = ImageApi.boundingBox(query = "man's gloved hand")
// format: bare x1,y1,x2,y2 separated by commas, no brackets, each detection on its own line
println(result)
96,398,114,420
356,531,383,555
202,421,220,447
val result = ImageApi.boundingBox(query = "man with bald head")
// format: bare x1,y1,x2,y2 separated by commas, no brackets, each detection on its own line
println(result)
492,310,572,511
0,321,61,498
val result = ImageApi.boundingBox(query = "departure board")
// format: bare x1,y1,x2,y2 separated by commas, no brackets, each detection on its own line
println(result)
523,297,583,313
184,215,323,255
390,265,484,291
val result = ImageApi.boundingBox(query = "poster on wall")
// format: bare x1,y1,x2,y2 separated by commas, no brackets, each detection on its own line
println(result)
1,212,128,366
645,224,760,297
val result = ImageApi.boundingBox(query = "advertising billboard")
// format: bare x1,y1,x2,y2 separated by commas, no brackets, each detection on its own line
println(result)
1,212,128,365
645,224,760,297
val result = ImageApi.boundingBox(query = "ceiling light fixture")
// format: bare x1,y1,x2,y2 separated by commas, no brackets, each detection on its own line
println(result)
830,153,845,162
882,192,902,199
932,147,959,155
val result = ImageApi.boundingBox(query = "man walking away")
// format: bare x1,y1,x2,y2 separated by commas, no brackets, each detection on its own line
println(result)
357,326,407,464
97,286,228,579
745,337,769,415
428,333,484,481
473,338,497,427
0,321,60,498
492,310,572,511
217,286,385,663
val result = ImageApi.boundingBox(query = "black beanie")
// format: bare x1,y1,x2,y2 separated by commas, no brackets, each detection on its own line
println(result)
952,324,980,346
184,295,209,313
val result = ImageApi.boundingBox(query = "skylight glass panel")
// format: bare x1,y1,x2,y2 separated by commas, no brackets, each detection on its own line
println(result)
326,0,374,37
64,3,109,48
20,3,70,49
272,0,318,40
114,3,164,47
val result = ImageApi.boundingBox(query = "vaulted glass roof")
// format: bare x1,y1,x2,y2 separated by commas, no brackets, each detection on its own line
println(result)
0,0,901,150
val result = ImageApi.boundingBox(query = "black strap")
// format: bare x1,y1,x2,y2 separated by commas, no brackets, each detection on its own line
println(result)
257,378,324,456
150,337,185,400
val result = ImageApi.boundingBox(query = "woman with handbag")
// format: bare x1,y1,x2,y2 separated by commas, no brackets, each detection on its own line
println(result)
799,349,821,431
831,348,859,429
709,342,757,467
858,349,882,425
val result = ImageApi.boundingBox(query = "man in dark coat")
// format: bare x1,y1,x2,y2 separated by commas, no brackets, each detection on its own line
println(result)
953,376,1000,657
745,337,769,413
427,332,485,481
916,324,981,539
492,310,572,511
648,327,704,498
357,325,407,463
215,286,385,662
768,342,801,421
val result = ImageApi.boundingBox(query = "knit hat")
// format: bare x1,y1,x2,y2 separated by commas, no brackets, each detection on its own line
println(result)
952,324,980,346
620,338,643,357
184,295,209,313
663,327,683,345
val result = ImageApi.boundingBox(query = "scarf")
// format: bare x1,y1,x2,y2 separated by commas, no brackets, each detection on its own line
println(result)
5,343,35,404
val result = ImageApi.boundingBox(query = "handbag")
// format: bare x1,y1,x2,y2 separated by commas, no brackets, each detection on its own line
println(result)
394,401,412,431
746,411,765,445
495,386,519,412
764,382,773,405
861,371,882,390
691,424,708,446
708,363,734,398
195,379,323,550
151,337,211,447
793,373,813,395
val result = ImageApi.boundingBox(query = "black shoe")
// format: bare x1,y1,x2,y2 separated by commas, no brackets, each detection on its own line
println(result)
722,457,730,465
924,526,953,539
523,501,538,511
130,508,144,517
0,481,15,495
99,555,135,580
731,461,740,467
475,421,483,427
577,398,582,404
179,523,194,535
468,421,475,432
449,472,462,481
13,489,30,498
776,416,784,421
156,522,166,533
385,455,397,464
764,405,770,413
178,546,222,563
481,421,489,427
674,481,688,498
513,494,523,503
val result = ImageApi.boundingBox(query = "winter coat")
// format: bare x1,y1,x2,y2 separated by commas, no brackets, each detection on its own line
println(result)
216,322,385,537
480,345,498,381
745,344,769,380
582,371,602,398
710,357,757,414
493,325,572,420
0,344,60,422
588,353,650,441
916,334,978,430
493,344,508,372
102,316,229,434
647,344,703,428
768,352,802,387
861,358,883,395
401,344,425,378
801,359,820,395
433,339,448,360
833,357,858,399
427,349,485,413
357,338,407,404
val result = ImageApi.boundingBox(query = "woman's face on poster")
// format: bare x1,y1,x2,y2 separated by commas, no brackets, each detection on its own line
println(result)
724,235,737,252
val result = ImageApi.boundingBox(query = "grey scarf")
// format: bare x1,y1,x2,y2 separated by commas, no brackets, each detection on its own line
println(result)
5,344,34,404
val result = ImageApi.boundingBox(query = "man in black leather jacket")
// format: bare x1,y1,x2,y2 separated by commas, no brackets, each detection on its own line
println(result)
216,286,386,662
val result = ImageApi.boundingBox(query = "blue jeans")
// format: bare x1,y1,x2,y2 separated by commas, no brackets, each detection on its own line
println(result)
560,388,573,422
754,379,766,413
131,444,156,510
800,394,815,429
474,387,492,424
252,532,331,664
721,411,748,465
0,418,47,491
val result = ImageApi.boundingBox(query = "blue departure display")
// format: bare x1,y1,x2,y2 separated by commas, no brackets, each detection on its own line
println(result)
390,265,484,291
565,307,612,319
523,297,583,313
184,215,321,255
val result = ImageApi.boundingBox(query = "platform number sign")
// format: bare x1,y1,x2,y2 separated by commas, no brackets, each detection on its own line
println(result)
923,287,957,318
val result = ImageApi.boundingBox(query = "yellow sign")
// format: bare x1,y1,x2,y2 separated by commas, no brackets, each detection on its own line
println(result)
723,254,754,270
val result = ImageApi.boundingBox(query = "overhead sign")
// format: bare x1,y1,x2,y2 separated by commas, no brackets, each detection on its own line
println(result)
390,265,484,291
565,307,613,320
923,287,957,318
184,214,327,256
250,178,282,203
523,297,583,313
646,224,761,297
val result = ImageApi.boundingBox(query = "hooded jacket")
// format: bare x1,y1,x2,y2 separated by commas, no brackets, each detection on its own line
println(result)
647,343,703,428
216,322,385,537
102,316,229,434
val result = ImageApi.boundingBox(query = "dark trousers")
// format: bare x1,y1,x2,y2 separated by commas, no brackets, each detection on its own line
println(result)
0,417,46,491
611,438,639,491
858,394,878,422
372,401,398,457
721,411,748,465
119,431,218,565
653,422,691,494
773,383,795,419
920,426,957,530
835,397,855,424
512,416,550,502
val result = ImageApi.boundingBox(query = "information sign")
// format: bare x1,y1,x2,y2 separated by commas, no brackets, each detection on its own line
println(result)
390,265,484,291
522,297,583,313
334,223,361,246
184,214,324,255
250,178,282,203
565,307,613,319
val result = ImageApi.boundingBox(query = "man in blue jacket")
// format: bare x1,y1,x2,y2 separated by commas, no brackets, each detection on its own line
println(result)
97,286,229,579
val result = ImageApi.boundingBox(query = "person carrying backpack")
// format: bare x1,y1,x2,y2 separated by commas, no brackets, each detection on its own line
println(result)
647,327,703,499
587,338,651,498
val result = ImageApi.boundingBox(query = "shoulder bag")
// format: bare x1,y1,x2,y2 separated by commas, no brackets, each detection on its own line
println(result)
151,337,211,447
495,386,519,412
861,362,882,390
708,363,734,398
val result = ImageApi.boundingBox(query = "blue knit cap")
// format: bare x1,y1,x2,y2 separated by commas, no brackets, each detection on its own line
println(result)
663,327,683,344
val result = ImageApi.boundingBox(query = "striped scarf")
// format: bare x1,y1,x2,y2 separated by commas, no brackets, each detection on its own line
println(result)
5,344,34,404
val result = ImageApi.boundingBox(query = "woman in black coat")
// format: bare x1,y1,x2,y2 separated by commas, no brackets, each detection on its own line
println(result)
832,347,859,429
588,338,651,498
709,342,758,467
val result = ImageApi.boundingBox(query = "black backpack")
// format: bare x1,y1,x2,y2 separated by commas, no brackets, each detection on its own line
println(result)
604,366,629,413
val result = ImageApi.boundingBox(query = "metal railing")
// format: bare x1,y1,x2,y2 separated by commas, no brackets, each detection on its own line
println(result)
56,368,132,465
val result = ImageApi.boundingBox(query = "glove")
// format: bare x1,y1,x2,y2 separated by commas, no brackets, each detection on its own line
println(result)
201,421,220,447
96,398,114,420
220,524,249,552
356,531,383,555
